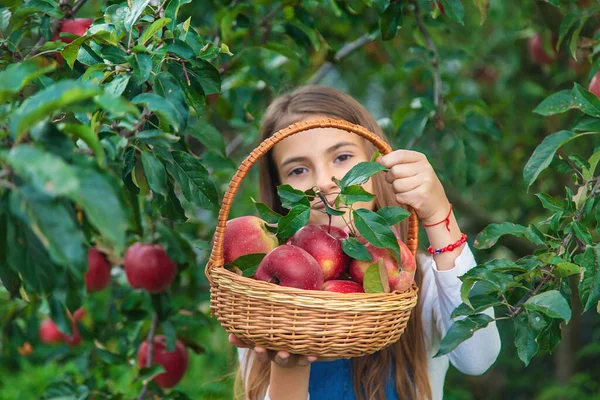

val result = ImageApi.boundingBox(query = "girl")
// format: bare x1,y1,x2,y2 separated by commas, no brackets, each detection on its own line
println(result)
229,85,501,400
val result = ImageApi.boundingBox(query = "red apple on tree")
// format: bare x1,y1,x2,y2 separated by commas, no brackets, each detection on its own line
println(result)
85,248,112,292
137,335,189,388
39,319,64,345
349,239,416,293
254,245,324,290
51,18,93,43
124,243,177,293
62,320,82,347
589,71,600,98
528,33,557,66
223,216,279,265
323,280,365,294
287,224,349,281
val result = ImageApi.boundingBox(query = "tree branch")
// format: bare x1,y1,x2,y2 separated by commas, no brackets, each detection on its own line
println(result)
136,312,159,400
413,1,443,129
308,32,378,85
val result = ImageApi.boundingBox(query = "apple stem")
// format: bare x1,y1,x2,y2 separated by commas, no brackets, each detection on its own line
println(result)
136,312,159,400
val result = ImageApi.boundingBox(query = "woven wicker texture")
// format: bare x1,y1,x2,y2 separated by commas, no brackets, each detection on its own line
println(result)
205,118,420,358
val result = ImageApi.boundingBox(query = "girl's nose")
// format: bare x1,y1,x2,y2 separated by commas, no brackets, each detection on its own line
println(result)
314,166,338,195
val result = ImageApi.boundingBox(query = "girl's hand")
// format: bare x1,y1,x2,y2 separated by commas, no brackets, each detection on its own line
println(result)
377,150,450,224
229,334,319,368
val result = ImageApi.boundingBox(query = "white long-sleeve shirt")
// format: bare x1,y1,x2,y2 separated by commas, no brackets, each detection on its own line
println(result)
237,244,502,399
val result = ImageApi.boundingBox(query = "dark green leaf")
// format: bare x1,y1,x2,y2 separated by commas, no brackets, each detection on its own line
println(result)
164,0,192,31
380,2,404,41
162,320,177,352
128,53,153,83
533,90,579,116
132,93,183,132
277,205,311,240
377,206,411,226
186,59,221,95
353,208,400,260
535,193,567,212
451,295,502,318
228,253,266,278
29,121,74,161
0,58,56,103
572,83,600,118
94,94,140,118
187,120,227,157
60,123,106,166
153,72,189,131
572,221,593,245
339,161,387,189
277,184,310,209
574,244,600,313
523,130,577,189
141,152,169,197
97,348,126,365
514,311,547,366
342,237,373,262
524,290,571,322
252,198,283,224
435,314,493,357
340,185,375,204
440,0,465,25
9,80,102,138
139,364,166,381
165,151,219,210
474,222,545,249
157,181,187,222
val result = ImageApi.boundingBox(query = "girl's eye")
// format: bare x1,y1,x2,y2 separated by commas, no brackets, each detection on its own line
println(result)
335,154,353,163
289,167,308,176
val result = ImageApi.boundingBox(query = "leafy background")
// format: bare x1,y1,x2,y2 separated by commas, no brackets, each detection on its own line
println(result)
0,0,599,399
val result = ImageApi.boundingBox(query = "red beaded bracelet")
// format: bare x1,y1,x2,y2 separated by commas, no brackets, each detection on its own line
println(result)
427,233,468,255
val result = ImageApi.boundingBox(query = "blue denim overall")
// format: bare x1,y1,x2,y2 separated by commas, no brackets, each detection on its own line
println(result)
308,358,407,399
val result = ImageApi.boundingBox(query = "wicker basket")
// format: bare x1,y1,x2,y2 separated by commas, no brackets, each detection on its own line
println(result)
205,118,419,358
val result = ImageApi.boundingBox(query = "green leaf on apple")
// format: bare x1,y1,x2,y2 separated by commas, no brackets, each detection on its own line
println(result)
341,237,372,262
352,208,400,261
338,161,387,189
251,198,283,224
226,253,266,278
363,259,389,293
277,184,310,209
434,313,493,357
340,185,375,205
377,206,411,226
277,205,311,240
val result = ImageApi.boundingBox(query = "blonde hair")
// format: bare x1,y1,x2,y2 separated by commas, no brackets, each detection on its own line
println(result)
234,85,432,400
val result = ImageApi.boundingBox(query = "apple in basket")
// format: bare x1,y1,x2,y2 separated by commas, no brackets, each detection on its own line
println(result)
223,216,278,265
349,239,416,292
287,224,349,281
254,244,324,290
323,280,364,293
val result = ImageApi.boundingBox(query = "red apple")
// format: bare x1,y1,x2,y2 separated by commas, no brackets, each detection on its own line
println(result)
124,243,177,293
349,239,416,293
323,280,365,293
223,216,278,265
62,320,82,347
51,18,93,44
528,33,556,66
85,248,112,292
254,244,324,290
589,71,600,98
437,1,445,15
287,224,349,281
39,319,64,344
73,307,86,321
137,335,189,388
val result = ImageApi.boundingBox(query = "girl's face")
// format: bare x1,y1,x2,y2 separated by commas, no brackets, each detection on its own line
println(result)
272,117,376,229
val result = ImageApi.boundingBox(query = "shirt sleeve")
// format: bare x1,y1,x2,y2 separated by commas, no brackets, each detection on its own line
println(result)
430,244,502,375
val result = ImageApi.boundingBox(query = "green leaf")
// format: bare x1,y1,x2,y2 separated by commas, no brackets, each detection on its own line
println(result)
435,314,493,357
574,244,600,313
128,53,152,83
73,164,129,251
339,161,387,189
165,0,192,31
2,145,79,197
535,193,567,212
277,205,311,240
353,208,400,257
141,152,169,197
187,120,227,157
514,311,547,366
62,35,90,69
572,221,593,245
380,2,404,41
132,93,183,132
572,83,600,118
186,59,221,95
340,185,375,204
165,151,219,210
9,187,86,276
157,181,187,222
474,222,545,249
523,130,577,189
277,184,310,209
124,0,151,32
9,80,102,138
139,364,166,381
227,253,266,278
440,0,465,25
533,90,579,116
59,123,106,166
342,237,372,262
524,290,571,322
29,121,74,161
251,198,283,224
451,294,501,318
377,206,411,226
97,348,126,365
363,260,389,293
153,72,189,131
0,58,56,102
583,149,600,180
553,262,582,278
139,17,171,45
94,94,140,118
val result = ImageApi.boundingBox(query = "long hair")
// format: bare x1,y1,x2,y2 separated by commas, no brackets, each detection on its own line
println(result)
234,85,432,400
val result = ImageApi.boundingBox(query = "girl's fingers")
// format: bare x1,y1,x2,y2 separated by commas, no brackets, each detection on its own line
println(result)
228,334,253,349
385,163,420,183
254,347,269,363
274,351,290,366
391,175,422,194
378,149,424,169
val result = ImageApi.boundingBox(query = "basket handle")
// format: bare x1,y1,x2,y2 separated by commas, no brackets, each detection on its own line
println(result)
205,118,419,283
